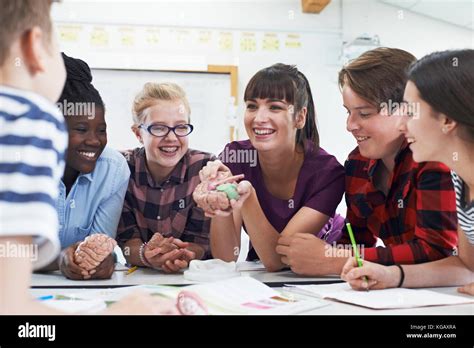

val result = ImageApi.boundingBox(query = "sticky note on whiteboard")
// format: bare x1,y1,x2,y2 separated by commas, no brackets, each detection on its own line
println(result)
90,27,109,47
262,33,280,51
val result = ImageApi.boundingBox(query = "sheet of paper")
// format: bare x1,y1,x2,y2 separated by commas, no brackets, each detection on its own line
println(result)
66,285,174,302
50,278,327,315
161,276,327,314
42,299,107,314
286,283,474,309
285,283,350,298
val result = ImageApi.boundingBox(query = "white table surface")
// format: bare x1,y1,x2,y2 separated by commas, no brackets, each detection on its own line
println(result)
30,268,474,315
31,266,342,287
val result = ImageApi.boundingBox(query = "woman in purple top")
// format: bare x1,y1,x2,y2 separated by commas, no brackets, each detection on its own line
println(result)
196,64,345,271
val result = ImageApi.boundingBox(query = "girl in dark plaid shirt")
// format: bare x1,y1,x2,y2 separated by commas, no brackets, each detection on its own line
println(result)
117,82,215,273
343,49,474,295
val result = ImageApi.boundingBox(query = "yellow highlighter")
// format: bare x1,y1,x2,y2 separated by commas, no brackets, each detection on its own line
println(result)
346,223,370,290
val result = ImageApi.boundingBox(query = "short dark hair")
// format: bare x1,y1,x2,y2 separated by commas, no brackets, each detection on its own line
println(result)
338,47,416,111
244,63,319,149
408,49,474,141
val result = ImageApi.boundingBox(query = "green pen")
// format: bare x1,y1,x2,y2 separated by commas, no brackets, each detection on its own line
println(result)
346,223,370,290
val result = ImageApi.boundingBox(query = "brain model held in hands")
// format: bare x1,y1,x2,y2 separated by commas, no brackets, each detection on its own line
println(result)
74,234,117,271
193,171,242,212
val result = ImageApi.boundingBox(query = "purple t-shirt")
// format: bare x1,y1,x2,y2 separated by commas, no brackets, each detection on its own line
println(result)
219,140,345,260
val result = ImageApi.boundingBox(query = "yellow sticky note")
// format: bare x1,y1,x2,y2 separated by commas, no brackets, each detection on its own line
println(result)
240,32,257,52
119,27,135,47
262,33,280,51
219,32,233,51
146,28,160,45
90,27,109,47
58,25,82,43
285,34,302,49
198,30,212,45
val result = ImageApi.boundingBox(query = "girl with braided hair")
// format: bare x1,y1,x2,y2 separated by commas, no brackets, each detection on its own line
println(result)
40,53,130,280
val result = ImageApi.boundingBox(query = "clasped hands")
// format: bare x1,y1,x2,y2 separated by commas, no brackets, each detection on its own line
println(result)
142,232,196,273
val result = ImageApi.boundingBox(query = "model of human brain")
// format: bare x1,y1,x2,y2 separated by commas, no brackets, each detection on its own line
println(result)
74,234,117,271
193,172,241,212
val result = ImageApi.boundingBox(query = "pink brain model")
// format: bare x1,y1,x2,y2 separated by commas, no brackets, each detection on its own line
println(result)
74,234,117,271
193,172,241,212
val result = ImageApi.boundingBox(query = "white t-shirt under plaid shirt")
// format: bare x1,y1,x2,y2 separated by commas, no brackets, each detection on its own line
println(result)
0,86,67,269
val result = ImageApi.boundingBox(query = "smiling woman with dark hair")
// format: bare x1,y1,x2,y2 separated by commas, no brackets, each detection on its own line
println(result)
40,53,130,280
194,63,345,272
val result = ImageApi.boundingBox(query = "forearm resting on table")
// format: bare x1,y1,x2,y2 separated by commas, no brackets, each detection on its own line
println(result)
123,238,147,267
210,215,240,262
279,208,330,239
241,192,285,272
401,228,474,287
401,255,474,288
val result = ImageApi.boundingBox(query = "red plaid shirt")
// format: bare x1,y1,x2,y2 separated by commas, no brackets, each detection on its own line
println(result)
343,142,458,265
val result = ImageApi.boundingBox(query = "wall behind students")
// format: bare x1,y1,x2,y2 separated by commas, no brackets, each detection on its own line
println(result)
52,0,473,216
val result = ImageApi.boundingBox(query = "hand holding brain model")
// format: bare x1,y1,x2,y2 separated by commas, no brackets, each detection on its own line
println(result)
193,160,253,216
74,234,117,271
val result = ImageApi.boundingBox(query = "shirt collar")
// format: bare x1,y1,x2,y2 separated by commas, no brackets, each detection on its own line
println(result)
366,140,410,178
78,171,94,182
136,147,188,188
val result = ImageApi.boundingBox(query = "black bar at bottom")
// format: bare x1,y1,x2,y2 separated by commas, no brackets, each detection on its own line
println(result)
0,315,472,346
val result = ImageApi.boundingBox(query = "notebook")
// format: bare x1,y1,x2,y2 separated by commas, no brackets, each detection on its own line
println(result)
284,283,474,309
160,276,328,314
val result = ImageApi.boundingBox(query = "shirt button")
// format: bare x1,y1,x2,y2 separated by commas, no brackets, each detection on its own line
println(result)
157,216,161,220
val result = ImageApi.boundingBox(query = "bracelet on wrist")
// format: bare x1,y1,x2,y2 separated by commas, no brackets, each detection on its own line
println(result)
395,264,405,288
139,242,152,268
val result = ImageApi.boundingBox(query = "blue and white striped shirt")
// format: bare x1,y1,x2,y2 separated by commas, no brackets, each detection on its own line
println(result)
0,86,67,269
451,171,474,245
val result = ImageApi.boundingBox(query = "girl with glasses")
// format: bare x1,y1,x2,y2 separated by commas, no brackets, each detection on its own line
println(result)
117,82,215,273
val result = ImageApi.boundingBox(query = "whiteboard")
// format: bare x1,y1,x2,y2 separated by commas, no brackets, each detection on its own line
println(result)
91,69,233,156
